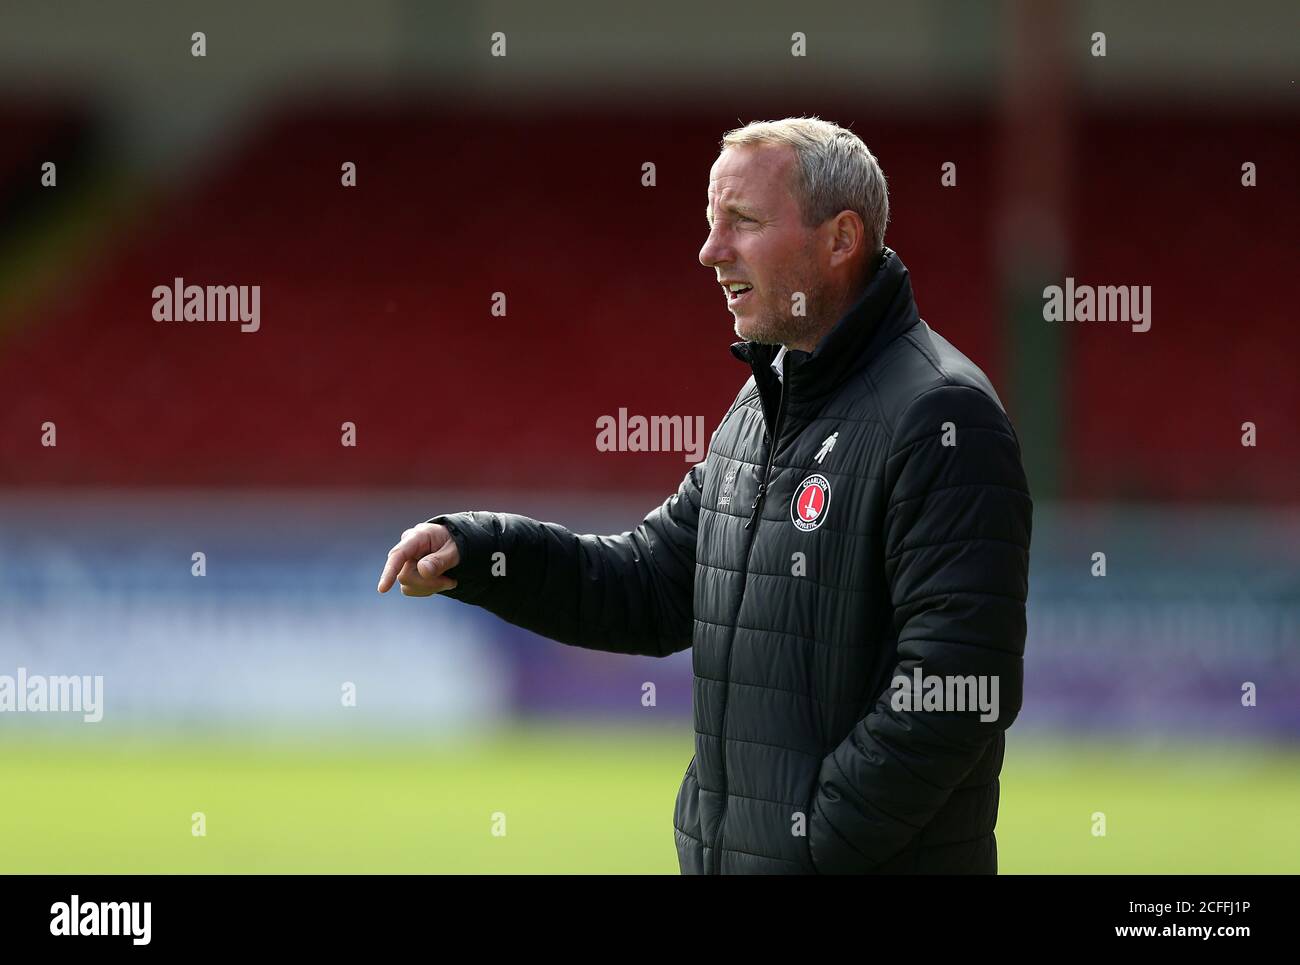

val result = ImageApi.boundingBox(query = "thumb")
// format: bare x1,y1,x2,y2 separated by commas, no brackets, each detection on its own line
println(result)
417,547,456,580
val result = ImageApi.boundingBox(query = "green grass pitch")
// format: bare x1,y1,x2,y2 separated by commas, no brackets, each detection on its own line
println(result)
2,726,1296,873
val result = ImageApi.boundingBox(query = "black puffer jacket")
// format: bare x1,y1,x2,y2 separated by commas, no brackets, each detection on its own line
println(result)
430,248,1032,874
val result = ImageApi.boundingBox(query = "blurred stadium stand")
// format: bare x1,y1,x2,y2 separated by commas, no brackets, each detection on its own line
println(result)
0,105,1295,497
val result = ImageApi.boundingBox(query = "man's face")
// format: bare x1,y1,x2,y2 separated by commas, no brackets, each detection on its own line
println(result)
699,144,829,346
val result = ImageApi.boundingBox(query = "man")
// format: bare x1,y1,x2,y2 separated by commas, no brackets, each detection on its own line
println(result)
377,116,1032,874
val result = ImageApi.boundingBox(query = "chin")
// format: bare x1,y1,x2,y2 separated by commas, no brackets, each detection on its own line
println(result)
734,318,775,345
733,315,762,342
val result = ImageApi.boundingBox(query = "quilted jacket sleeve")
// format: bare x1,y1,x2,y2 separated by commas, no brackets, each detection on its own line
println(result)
426,460,705,658
808,383,1032,871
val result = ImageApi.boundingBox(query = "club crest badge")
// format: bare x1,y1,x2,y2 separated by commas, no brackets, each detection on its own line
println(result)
791,473,830,532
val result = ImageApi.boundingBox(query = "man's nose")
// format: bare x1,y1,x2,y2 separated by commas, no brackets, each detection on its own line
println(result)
698,228,732,269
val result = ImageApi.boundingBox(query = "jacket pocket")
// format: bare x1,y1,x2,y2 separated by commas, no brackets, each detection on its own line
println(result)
673,756,700,842
807,786,869,874
803,786,822,873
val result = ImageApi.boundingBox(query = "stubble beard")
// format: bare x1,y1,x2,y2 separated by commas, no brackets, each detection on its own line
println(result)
734,272,834,352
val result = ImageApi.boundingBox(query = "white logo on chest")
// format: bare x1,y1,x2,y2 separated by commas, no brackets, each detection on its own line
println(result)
814,431,838,464
718,467,737,508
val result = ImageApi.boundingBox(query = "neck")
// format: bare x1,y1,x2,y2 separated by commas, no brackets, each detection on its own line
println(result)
785,270,872,353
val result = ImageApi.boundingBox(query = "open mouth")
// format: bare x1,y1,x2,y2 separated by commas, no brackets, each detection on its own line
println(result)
726,283,753,305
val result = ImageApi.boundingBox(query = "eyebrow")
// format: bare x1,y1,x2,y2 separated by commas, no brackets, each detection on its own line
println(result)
705,202,756,226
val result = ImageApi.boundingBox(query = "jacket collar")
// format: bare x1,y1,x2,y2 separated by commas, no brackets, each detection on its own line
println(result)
729,246,920,410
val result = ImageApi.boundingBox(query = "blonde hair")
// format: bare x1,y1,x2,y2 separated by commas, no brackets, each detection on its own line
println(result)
720,116,889,260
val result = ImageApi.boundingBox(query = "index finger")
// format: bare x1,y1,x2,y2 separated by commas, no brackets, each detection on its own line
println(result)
377,537,419,593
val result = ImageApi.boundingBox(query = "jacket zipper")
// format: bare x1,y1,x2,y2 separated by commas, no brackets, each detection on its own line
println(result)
710,375,786,873
744,385,785,532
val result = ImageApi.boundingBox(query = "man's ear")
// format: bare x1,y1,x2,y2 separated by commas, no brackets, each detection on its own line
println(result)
827,210,866,268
